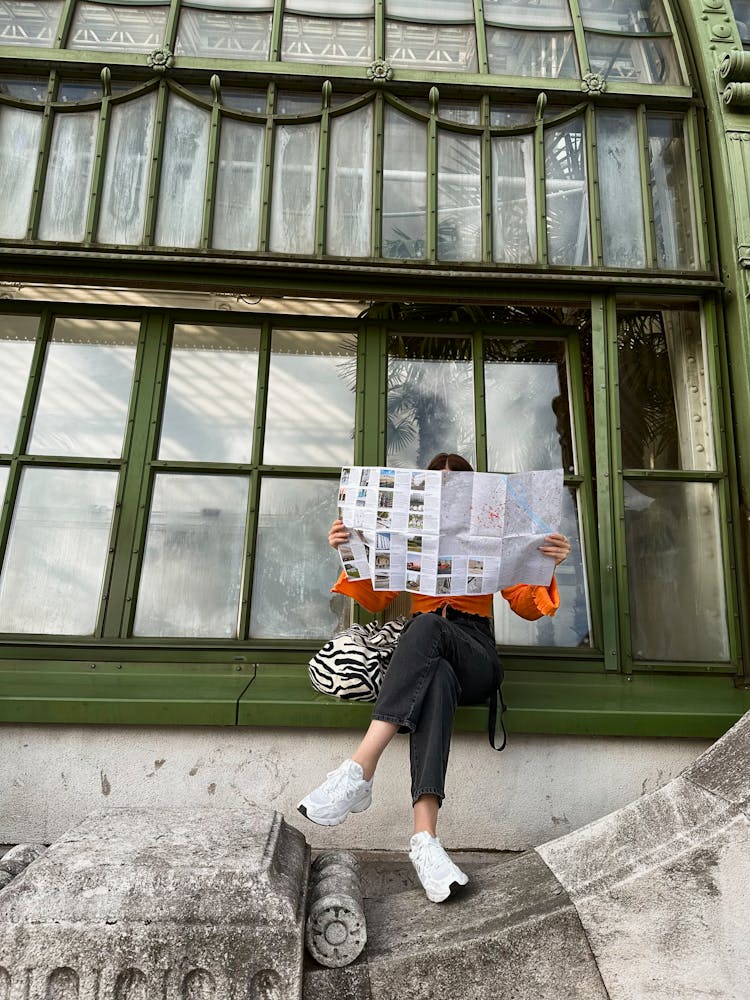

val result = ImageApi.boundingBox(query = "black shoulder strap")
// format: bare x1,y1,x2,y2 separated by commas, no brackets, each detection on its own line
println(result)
487,665,507,752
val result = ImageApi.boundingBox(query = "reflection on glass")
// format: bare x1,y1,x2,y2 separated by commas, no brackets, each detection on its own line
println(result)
648,115,697,270
439,102,480,124
485,340,572,472
387,336,474,468
731,0,750,46
270,122,320,254
494,486,590,647
545,116,590,265
159,324,260,463
327,105,373,257
0,0,62,46
491,105,536,126
586,35,682,84
28,318,139,458
579,0,668,32
133,474,249,637
492,134,536,263
175,9,272,58
617,306,714,470
0,107,42,239
263,330,356,466
484,0,571,27
68,3,167,52
386,20,478,73
0,314,38,453
0,77,48,100
438,131,481,261
213,119,264,251
625,481,729,660
0,467,118,634
155,95,211,249
487,28,577,77
596,111,645,268
383,107,426,259
98,93,157,245
282,14,373,63
38,111,98,242
249,477,348,639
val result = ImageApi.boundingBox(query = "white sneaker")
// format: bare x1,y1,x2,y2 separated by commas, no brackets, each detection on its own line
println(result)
409,831,469,903
297,759,373,827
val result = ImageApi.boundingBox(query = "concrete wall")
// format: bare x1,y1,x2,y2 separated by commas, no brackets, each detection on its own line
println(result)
1,724,710,851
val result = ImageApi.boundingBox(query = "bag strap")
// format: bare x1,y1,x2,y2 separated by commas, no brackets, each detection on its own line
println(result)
487,663,507,752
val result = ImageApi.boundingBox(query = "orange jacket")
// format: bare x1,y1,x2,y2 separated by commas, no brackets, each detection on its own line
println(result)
331,572,559,621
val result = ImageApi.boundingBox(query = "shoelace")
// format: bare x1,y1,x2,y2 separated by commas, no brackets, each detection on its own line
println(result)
323,766,360,800
411,837,449,876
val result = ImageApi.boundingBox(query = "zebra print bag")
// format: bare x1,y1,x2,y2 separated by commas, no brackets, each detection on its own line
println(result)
308,617,409,702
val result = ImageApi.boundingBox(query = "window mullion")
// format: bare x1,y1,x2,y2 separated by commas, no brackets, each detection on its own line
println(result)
271,0,284,61
258,83,276,253
237,469,259,641
586,103,603,267
636,104,657,268
143,81,169,247
567,0,591,76
163,0,181,53
316,81,332,257
471,330,487,472
535,94,548,267
480,94,492,263
201,77,222,250
687,105,710,270
372,91,384,258
27,74,57,241
473,0,489,74
54,0,76,48
251,319,272,469
84,70,111,246
427,87,438,263
375,0,385,62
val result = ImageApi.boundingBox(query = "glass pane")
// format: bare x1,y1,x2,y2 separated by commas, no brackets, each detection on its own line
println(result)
648,115,697,270
282,14,373,64
0,76,48,100
28,317,139,458
133,474,249,638
624,482,729,660
386,335,475,468
596,111,646,268
212,119,264,251
484,0,571,27
494,486,590,647
580,0,669,32
0,106,42,239
544,116,590,266
159,324,260,463
487,27,578,77
586,34,683,85
0,467,118,634
276,92,320,114
439,101,480,124
57,79,101,103
731,0,750,46
175,9,272,58
68,3,167,52
492,134,536,264
0,465,7,499
269,121,320,255
387,0,473,17
97,92,156,245
287,0,373,12
249,477,347,639
491,105,537,126
217,88,266,113
38,110,98,242
0,0,62,46
383,107,426,259
0,314,38,453
263,330,356,466
484,340,572,472
327,104,373,257
438,131,481,261
386,20,478,72
155,95,211,249
618,306,714,471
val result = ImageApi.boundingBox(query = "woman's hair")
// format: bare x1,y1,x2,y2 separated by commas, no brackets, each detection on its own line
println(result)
426,453,474,472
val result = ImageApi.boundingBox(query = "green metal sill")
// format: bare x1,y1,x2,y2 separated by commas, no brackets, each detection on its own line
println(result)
1,662,748,737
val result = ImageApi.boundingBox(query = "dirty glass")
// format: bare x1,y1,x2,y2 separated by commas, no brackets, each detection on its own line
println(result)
269,121,320,255
385,0,477,73
484,0,572,27
617,306,714,471
155,94,211,249
0,314,38,453
386,335,475,468
491,133,536,263
438,130,481,261
544,116,590,266
586,35,683,85
648,115,697,270
579,0,669,32
133,473,249,637
596,111,646,268
282,15,373,64
730,0,750,46
494,486,590,647
0,466,7,501
175,2,272,58
383,107,426,259
0,0,63,46
486,28,578,77
67,2,168,52
159,324,260,464
327,104,373,257
484,339,573,473
263,330,357,466
624,481,729,660
28,318,139,458
0,107,42,239
38,110,98,242
98,92,157,245
0,467,118,634
212,119,264,251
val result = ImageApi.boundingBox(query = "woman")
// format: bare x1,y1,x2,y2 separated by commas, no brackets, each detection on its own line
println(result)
298,453,570,903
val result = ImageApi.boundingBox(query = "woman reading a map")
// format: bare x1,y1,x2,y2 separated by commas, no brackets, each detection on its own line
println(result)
298,453,570,904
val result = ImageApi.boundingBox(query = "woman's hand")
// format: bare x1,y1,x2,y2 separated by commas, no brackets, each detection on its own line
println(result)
539,532,571,566
328,519,350,550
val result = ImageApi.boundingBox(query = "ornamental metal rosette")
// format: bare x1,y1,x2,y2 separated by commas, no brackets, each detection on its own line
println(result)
367,58,394,83
148,46,175,73
580,72,606,95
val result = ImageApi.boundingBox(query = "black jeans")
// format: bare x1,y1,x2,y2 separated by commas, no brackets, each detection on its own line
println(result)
371,610,502,806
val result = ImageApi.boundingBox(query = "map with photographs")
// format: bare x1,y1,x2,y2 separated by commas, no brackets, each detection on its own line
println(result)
337,466,563,596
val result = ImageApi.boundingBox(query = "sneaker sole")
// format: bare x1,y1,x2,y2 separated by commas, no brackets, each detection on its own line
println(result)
297,794,372,827
426,878,467,904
